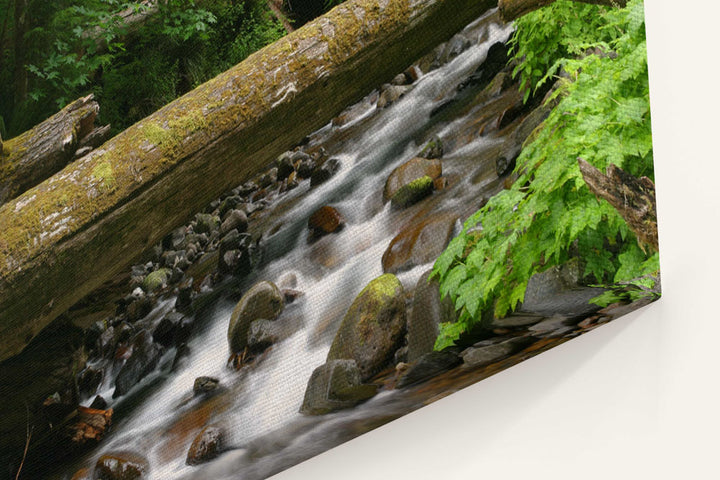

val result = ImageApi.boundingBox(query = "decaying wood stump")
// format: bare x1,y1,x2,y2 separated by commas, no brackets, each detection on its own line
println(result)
0,94,111,205
578,158,658,252
498,0,627,23
0,0,496,361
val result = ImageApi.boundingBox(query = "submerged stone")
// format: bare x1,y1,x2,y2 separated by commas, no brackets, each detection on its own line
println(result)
227,281,285,353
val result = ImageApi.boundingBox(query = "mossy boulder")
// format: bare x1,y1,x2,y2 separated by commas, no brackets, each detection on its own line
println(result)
390,175,434,208
327,274,406,381
227,281,284,353
383,157,441,202
142,268,172,293
300,359,379,415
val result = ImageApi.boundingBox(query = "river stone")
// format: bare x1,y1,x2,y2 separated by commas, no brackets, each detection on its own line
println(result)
299,359,379,415
152,312,186,348
94,451,149,479
194,213,219,234
113,330,164,398
397,350,462,388
390,175,434,208
247,318,284,354
276,152,296,180
381,212,459,274
227,281,285,353
461,337,535,368
218,229,253,276
186,425,224,465
308,206,343,236
407,270,457,362
141,268,171,293
193,376,220,396
327,274,406,381
296,158,316,179
383,157,442,202
377,84,410,108
220,209,248,236
418,136,444,159
310,158,340,187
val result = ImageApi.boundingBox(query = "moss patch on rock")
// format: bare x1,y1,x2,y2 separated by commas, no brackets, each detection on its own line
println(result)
390,175,433,208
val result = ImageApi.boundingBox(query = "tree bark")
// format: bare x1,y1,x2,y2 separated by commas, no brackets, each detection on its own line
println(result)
0,0,497,362
0,94,110,205
498,0,627,23
578,158,658,253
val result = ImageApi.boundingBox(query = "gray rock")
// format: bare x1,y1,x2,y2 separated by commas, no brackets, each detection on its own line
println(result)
461,336,535,369
227,281,285,353
300,359,378,415
194,213,219,234
397,350,462,388
247,318,283,354
327,274,406,381
220,209,248,235
113,331,164,398
276,152,295,180
528,316,577,337
407,270,457,362
310,158,340,187
193,376,220,395
377,84,410,108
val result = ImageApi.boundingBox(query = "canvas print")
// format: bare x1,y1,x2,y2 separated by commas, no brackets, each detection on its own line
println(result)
0,0,660,478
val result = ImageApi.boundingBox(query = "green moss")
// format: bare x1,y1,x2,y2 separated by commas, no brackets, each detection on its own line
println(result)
391,175,433,208
142,268,172,293
91,160,116,190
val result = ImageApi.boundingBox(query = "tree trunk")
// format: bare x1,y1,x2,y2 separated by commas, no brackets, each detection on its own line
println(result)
578,158,658,253
0,0,497,362
0,94,110,205
498,0,627,22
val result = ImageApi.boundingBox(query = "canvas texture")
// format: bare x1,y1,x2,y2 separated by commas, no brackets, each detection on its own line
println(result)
0,1,659,478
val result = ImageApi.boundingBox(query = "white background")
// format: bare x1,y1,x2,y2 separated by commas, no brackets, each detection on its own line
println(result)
274,1,720,479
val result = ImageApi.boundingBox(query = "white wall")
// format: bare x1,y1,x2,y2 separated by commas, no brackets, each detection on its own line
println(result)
274,1,720,478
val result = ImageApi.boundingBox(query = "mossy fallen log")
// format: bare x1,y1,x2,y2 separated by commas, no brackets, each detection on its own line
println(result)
0,94,110,205
0,0,496,361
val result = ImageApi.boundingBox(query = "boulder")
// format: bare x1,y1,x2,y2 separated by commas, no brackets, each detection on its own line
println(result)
141,268,171,293
397,350,462,388
390,175,434,208
327,274,406,381
220,209,248,235
186,425,224,465
407,270,457,361
461,336,534,368
308,206,344,236
310,158,340,187
381,212,459,274
383,157,442,202
113,331,164,398
227,281,285,353
299,359,378,415
94,452,149,479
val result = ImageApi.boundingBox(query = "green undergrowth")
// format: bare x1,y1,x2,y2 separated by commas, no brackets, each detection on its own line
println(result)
432,0,659,350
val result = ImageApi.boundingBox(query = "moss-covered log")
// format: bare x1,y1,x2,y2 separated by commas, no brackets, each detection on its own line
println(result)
498,0,626,22
0,94,109,205
0,0,496,361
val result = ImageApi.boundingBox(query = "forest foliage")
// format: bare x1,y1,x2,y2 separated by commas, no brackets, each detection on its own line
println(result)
0,0,341,138
432,0,659,349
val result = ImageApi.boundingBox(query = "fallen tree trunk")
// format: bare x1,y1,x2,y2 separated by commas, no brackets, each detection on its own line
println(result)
0,0,496,361
498,0,626,22
0,94,111,205
578,158,658,253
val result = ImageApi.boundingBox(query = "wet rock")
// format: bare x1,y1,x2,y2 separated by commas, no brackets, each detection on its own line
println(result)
407,270,457,362
227,281,285,353
258,167,278,189
461,337,534,368
194,213,219,234
435,34,471,66
383,157,442,202
377,84,410,108
113,331,164,398
282,289,304,304
275,152,296,180
89,395,108,410
162,227,187,251
237,181,258,197
296,158,316,179
392,72,409,85
175,278,194,312
152,311,185,348
390,175,434,208
310,158,340,187
218,195,244,218
186,426,224,465
193,376,219,396
397,350,462,388
218,229,253,276
528,316,577,337
418,136,444,159
460,41,510,91
381,212,459,274
94,452,149,479
300,359,379,415
308,206,344,237
142,268,171,293
220,209,248,236
78,367,103,398
247,318,284,354
327,274,406,381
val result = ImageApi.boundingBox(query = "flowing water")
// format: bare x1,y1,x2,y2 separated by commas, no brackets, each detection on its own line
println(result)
59,11,521,479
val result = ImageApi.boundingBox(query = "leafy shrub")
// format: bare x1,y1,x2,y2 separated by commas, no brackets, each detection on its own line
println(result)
432,0,659,350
